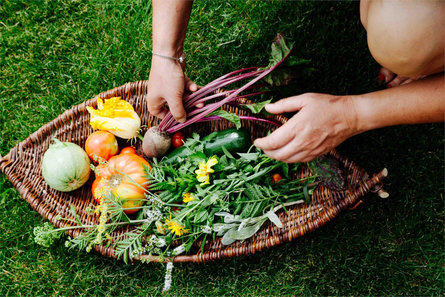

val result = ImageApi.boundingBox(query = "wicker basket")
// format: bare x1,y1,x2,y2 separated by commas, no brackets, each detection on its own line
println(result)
0,80,387,263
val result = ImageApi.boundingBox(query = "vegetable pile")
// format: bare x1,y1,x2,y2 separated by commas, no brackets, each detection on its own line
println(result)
35,35,341,265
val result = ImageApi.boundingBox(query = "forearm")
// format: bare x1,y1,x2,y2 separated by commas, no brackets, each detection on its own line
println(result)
152,0,193,56
354,74,445,132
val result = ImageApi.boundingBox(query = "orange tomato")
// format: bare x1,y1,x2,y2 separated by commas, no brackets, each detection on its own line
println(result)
92,150,151,214
120,147,137,155
85,131,119,162
271,173,283,183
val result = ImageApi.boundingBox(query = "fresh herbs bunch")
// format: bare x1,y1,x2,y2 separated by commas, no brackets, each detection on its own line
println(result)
117,133,318,261
34,133,327,263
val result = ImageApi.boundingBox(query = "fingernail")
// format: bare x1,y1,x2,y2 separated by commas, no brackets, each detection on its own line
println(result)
177,117,186,123
378,73,385,83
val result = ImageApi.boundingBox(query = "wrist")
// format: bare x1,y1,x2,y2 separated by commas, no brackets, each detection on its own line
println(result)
351,94,379,133
152,51,186,64
152,44,183,58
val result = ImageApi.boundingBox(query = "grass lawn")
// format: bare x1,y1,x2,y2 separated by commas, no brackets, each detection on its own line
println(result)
1,1,443,296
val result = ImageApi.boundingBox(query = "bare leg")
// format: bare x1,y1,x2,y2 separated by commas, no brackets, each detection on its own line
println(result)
361,0,444,87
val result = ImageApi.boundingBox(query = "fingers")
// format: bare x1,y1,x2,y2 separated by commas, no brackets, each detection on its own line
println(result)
387,75,411,88
265,96,305,114
254,121,295,151
166,92,187,123
256,127,329,163
379,67,395,83
185,76,198,92
255,96,308,151
146,97,167,119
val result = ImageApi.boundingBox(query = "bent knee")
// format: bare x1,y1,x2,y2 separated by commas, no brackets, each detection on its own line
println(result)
366,0,445,77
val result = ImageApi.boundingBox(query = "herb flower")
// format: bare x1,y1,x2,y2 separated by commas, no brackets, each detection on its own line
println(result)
94,202,108,244
165,218,188,236
195,156,218,186
86,97,141,139
182,192,195,203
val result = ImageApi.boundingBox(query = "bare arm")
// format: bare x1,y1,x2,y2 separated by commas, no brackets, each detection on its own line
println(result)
254,74,444,163
355,74,444,130
152,0,193,57
147,0,197,122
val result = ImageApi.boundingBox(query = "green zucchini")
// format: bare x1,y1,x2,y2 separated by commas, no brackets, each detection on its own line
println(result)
163,128,251,163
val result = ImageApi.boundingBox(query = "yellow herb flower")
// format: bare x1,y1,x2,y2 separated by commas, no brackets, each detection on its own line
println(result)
165,218,188,236
95,202,108,244
86,97,141,139
195,156,218,186
182,192,195,203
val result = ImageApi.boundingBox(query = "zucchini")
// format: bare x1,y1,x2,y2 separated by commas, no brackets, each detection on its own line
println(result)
163,128,251,163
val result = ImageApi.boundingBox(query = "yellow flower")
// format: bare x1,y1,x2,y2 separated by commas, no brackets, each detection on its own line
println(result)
86,97,141,139
165,218,188,236
195,156,218,186
95,202,108,244
182,192,195,203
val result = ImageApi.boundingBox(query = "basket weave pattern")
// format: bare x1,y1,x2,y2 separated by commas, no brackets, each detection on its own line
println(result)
0,80,386,263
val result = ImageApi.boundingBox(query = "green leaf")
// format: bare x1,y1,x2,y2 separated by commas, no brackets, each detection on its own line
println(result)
193,210,208,224
269,34,293,65
262,67,300,87
266,210,283,228
221,146,235,159
286,57,311,67
244,99,272,114
70,204,82,225
222,217,268,245
189,152,207,163
308,156,345,190
207,110,241,129
281,163,289,179
114,224,150,264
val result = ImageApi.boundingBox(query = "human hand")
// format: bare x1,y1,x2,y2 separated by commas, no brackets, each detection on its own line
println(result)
254,93,359,163
146,56,198,122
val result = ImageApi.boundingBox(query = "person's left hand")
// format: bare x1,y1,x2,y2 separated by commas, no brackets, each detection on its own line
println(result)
254,93,359,163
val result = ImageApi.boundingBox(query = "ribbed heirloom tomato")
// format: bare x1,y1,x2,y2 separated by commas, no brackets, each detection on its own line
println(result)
92,147,151,214
85,131,119,162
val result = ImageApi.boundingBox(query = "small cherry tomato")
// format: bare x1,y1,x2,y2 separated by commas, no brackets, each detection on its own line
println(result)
271,173,283,183
172,132,186,148
85,131,119,162
120,147,137,155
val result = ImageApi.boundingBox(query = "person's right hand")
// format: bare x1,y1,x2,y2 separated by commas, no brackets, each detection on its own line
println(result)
146,56,198,122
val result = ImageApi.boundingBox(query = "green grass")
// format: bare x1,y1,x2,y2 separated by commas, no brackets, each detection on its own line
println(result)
1,1,443,296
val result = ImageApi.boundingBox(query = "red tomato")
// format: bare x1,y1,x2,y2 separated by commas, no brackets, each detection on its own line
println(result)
120,147,137,155
172,132,186,148
85,131,119,162
271,173,283,183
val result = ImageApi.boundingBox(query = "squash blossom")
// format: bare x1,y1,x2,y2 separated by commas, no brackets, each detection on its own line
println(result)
195,156,218,186
87,97,141,139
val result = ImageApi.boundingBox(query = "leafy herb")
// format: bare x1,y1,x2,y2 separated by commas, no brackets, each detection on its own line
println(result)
33,133,318,263
308,156,345,190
